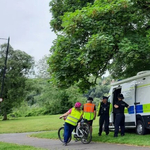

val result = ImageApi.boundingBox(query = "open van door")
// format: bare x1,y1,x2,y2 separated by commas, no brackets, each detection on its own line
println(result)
110,87,121,125
122,81,136,128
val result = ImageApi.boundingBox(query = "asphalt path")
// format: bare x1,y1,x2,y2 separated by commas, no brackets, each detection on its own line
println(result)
0,132,150,150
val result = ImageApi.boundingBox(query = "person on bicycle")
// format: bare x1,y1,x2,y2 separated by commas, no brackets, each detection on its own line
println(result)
82,97,96,135
59,102,83,146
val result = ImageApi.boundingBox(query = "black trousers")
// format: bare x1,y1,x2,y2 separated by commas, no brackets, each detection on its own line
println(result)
99,114,109,135
114,113,125,136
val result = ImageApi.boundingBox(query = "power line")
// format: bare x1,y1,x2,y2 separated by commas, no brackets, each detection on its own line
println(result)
0,38,8,40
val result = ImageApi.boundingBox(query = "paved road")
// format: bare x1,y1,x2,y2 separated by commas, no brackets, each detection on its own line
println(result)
0,132,150,150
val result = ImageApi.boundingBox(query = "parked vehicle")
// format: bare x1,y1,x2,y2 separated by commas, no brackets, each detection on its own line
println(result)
108,71,150,135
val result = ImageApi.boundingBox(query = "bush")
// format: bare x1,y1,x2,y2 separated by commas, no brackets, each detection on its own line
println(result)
24,107,47,117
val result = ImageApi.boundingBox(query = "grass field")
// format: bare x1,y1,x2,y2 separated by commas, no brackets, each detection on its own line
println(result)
0,115,62,133
0,142,46,150
1,115,150,147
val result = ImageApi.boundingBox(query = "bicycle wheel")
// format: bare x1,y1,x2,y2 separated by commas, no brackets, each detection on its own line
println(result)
58,127,72,143
80,123,92,144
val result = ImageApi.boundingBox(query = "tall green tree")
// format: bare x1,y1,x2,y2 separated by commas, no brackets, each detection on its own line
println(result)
49,0,95,32
48,0,150,91
0,44,34,120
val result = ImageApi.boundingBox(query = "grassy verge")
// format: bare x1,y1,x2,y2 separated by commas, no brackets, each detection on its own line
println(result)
0,115,61,133
30,125,150,147
31,129,150,147
0,142,46,150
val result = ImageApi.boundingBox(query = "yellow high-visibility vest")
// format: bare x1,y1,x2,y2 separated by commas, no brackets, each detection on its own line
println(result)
65,107,82,126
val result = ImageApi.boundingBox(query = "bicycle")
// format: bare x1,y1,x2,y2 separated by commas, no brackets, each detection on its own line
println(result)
58,118,92,144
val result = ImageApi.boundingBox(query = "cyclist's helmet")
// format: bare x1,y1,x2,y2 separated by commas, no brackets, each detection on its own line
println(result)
75,102,82,108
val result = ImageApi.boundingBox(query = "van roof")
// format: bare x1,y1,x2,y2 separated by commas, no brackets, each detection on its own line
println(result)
111,71,150,86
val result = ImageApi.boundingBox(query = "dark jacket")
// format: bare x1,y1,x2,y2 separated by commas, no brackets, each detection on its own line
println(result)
97,102,110,116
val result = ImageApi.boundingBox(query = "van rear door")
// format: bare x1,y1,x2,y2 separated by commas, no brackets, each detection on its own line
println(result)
109,87,121,126
122,81,136,127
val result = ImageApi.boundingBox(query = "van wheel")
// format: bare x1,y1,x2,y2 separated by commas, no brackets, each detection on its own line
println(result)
136,120,146,135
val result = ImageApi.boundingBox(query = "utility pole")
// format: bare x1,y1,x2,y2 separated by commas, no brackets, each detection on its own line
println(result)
0,37,10,101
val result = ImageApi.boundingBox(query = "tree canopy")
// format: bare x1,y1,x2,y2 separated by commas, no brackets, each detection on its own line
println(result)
49,0,95,31
48,0,150,91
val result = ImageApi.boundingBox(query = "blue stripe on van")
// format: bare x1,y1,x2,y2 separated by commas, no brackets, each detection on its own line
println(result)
128,106,134,114
136,105,143,113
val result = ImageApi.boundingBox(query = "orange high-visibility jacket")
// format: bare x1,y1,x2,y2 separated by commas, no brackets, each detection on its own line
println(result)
83,103,95,120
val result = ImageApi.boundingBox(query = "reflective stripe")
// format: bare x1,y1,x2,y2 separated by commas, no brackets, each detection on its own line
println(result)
97,103,101,116
135,104,150,113
66,118,76,124
137,83,150,88
122,83,150,93
69,115,78,121
84,112,94,115
123,104,150,114
124,108,128,114
109,103,112,116
125,106,134,114
136,105,143,113
143,104,150,113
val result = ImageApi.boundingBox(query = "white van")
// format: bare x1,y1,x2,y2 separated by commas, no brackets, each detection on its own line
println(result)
109,71,150,135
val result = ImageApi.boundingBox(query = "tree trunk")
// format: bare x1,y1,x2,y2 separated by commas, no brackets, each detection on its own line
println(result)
3,112,7,120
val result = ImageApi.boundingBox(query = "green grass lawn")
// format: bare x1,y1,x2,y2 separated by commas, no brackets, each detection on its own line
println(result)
0,115,62,133
0,142,46,150
1,115,150,147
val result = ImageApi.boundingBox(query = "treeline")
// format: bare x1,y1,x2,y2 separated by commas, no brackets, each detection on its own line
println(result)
10,76,111,117
0,44,111,120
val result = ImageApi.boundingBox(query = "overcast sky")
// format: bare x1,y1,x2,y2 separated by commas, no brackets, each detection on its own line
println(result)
0,0,56,61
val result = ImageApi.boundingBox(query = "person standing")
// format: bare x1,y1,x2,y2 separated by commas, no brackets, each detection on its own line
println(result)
82,97,96,134
114,94,129,137
97,96,110,136
59,102,83,146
